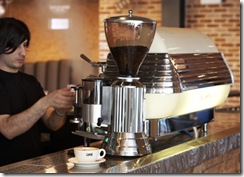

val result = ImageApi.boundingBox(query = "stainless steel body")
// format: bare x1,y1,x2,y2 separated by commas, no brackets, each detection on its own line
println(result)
82,78,104,132
110,78,144,133
103,78,151,156
105,132,151,156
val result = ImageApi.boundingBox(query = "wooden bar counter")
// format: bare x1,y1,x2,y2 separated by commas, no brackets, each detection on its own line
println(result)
0,111,240,174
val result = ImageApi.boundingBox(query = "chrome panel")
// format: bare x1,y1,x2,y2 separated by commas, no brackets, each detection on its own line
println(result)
103,52,234,94
170,53,234,91
103,132,152,156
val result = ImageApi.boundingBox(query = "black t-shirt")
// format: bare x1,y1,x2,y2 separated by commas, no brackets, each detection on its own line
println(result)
0,69,45,166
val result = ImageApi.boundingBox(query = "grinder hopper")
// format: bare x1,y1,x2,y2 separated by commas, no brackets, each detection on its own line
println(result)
104,10,157,78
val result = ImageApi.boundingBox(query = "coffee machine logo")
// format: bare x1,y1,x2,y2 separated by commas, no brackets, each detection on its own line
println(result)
200,93,213,102
86,153,93,156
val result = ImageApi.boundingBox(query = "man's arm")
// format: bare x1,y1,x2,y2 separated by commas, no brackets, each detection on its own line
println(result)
0,87,75,139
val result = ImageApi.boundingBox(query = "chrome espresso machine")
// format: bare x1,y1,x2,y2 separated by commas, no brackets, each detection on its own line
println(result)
70,10,234,157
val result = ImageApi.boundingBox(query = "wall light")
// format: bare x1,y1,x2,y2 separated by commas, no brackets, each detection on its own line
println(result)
200,0,222,4
49,5,70,14
0,0,13,16
49,18,69,30
0,4,5,16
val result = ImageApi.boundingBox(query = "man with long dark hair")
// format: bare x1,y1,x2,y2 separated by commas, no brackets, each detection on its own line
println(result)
0,17,75,166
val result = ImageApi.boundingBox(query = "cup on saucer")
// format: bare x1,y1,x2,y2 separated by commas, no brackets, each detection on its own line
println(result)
74,146,106,162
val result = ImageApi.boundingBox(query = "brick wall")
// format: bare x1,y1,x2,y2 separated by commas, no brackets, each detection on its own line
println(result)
99,0,240,108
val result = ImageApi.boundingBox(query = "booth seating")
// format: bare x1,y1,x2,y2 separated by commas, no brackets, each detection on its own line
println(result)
20,59,99,92
20,60,70,92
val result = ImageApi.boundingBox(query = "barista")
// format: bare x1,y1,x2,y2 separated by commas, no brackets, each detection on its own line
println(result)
0,17,75,166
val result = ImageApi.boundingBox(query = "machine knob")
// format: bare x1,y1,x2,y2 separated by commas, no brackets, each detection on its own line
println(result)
97,117,103,126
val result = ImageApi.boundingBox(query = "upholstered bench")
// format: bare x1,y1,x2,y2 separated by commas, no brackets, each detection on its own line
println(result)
20,59,99,92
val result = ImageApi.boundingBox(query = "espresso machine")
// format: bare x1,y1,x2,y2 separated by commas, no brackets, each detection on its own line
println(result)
71,11,234,157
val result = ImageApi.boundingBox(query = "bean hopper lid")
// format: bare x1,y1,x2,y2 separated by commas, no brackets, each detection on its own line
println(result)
104,10,157,78
105,9,157,23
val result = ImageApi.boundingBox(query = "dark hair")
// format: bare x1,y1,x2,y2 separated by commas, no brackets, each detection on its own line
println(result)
0,17,31,55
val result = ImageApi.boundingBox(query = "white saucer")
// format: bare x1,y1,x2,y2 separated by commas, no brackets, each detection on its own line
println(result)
68,157,106,168
68,166,104,173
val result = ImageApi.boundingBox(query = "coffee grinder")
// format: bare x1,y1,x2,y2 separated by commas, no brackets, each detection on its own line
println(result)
102,10,157,156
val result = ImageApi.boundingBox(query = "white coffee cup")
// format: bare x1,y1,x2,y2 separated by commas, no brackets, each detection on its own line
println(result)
74,147,106,162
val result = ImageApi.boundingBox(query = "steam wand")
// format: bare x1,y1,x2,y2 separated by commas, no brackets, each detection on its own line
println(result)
69,85,82,128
